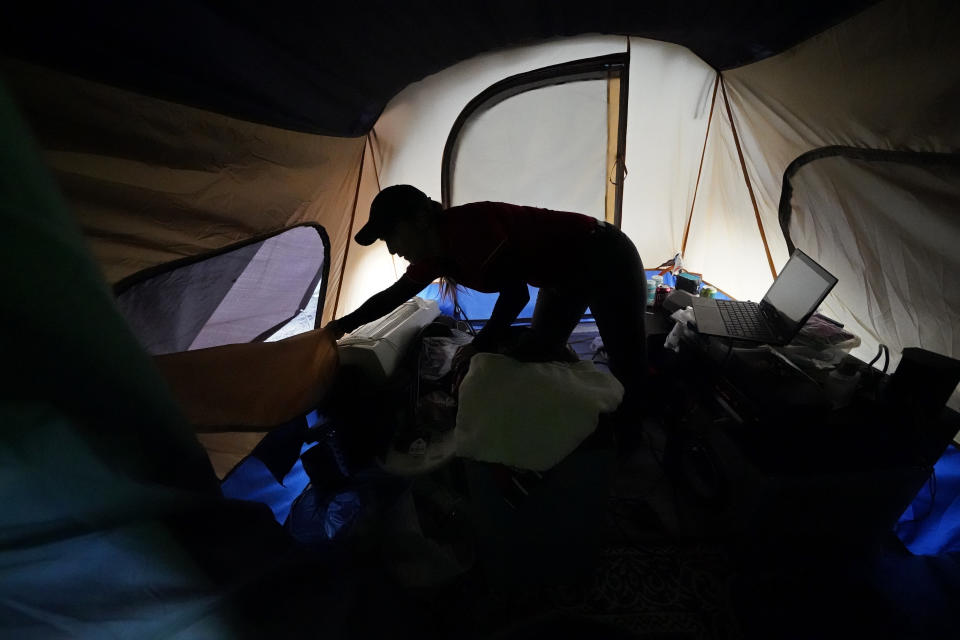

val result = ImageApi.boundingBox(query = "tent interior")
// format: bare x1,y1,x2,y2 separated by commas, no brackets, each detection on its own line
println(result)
2,0,960,637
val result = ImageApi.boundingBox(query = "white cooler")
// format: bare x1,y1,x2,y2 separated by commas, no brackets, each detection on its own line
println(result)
337,297,440,382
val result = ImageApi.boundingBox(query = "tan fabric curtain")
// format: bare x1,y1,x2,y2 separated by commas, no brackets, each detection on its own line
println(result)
1,59,366,326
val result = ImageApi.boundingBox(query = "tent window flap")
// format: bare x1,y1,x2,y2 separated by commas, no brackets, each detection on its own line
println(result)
116,225,329,355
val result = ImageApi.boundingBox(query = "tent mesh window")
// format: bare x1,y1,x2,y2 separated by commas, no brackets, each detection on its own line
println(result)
115,225,329,355
442,54,628,224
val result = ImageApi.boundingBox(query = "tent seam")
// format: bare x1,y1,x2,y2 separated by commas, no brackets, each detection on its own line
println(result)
681,72,721,258
369,128,400,279
332,137,367,318
369,128,384,192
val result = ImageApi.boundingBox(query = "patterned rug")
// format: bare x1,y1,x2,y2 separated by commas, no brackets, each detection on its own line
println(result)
549,542,740,639
470,538,742,640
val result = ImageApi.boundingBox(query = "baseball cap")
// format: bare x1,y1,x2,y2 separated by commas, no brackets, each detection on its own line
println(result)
354,184,431,246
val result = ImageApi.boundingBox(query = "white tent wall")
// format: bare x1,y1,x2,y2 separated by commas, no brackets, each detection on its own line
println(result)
620,39,716,269
689,0,960,301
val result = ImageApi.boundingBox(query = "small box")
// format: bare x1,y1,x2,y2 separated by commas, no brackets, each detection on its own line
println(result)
663,289,697,314
675,272,701,294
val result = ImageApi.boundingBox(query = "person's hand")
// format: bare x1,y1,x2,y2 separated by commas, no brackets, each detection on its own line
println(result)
325,320,346,341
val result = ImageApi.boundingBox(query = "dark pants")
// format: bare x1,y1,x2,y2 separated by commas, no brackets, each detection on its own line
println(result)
530,222,647,405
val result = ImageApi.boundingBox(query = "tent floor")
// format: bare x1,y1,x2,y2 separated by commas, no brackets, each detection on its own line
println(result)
401,451,957,640
392,323,740,638
387,323,958,639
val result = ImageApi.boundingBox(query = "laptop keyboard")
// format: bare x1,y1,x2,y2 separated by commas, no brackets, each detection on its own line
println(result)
716,300,775,340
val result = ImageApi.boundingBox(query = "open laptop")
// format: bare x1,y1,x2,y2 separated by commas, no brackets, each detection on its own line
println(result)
690,249,838,345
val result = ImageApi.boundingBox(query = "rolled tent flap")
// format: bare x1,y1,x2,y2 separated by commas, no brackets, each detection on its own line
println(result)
154,327,338,435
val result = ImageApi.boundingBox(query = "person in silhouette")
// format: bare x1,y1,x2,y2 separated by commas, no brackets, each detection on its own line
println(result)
326,184,647,415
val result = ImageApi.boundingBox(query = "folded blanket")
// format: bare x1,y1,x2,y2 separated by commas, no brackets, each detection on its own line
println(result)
455,354,624,471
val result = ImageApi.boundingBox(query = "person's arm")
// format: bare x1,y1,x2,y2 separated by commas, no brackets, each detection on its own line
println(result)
327,275,425,338
472,279,529,351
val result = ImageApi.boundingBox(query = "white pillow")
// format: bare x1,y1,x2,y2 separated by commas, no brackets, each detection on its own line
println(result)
455,353,624,471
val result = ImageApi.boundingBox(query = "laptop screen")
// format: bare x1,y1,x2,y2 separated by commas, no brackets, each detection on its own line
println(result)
761,249,838,332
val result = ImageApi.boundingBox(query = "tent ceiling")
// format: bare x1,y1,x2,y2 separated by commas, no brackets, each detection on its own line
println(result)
4,0,877,136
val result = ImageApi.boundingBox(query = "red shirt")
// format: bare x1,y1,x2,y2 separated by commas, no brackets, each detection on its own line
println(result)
405,202,598,292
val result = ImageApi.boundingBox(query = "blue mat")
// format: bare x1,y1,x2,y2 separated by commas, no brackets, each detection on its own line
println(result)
896,444,960,555
220,410,325,523
416,269,730,323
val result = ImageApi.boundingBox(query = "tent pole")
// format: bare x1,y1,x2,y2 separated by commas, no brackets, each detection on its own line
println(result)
681,72,720,258
720,76,777,280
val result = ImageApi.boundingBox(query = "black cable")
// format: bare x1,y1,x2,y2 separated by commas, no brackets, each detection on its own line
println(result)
860,343,890,394
865,343,891,384
868,343,889,369
453,301,477,336
720,337,735,370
